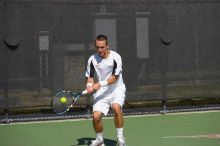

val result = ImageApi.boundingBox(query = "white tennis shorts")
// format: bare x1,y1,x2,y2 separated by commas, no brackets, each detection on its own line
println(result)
93,85,126,116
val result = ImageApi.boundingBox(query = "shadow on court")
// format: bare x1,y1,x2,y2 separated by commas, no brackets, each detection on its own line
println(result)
71,137,117,146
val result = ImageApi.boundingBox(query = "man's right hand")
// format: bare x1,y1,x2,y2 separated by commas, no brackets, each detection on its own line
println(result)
86,82,94,94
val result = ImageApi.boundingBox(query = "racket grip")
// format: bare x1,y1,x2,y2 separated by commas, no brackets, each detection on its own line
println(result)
82,90,88,95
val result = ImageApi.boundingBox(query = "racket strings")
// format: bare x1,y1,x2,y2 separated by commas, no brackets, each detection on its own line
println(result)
52,91,76,114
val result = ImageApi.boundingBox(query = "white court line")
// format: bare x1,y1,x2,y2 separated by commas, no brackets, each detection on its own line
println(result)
163,134,220,139
163,135,198,139
1,110,220,126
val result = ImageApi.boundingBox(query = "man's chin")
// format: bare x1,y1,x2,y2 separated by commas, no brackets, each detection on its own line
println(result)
98,54,105,58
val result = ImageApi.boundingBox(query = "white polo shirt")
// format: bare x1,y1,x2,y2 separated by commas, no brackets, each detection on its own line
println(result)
85,50,125,91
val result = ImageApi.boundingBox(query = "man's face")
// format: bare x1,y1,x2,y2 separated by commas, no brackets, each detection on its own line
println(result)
95,40,109,58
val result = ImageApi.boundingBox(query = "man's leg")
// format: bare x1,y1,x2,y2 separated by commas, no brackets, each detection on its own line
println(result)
89,111,104,146
112,103,126,146
93,111,103,133
112,103,124,128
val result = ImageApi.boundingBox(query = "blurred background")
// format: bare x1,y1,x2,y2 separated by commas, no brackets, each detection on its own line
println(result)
0,0,220,123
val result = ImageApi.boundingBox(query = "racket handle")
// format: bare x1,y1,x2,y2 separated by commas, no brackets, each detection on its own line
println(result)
82,90,88,95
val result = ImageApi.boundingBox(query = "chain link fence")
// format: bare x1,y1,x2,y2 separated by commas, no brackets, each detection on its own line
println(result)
0,0,220,123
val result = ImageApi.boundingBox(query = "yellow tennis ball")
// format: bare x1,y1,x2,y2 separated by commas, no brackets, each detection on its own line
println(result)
60,97,67,103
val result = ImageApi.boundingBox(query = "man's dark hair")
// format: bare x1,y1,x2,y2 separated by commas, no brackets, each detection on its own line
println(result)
96,35,108,44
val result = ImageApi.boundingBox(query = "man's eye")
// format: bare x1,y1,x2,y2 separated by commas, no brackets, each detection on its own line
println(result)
96,47,104,49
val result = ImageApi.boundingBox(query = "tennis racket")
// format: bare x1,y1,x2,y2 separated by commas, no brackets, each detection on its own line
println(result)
51,90,88,114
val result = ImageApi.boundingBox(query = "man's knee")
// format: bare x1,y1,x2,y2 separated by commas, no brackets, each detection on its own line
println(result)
93,111,102,122
112,103,122,115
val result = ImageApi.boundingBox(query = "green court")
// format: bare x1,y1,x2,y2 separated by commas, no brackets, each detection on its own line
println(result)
0,111,220,146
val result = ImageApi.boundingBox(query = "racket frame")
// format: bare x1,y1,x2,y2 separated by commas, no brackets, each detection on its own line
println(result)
52,90,87,114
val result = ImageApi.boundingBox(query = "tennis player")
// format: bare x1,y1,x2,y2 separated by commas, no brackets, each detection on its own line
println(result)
85,35,126,146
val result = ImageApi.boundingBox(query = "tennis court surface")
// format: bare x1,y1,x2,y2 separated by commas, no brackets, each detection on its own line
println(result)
0,110,220,146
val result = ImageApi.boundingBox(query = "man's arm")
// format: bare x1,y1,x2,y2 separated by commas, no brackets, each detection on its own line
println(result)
86,77,95,84
86,77,94,93
93,75,118,91
106,75,118,85
86,75,118,93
